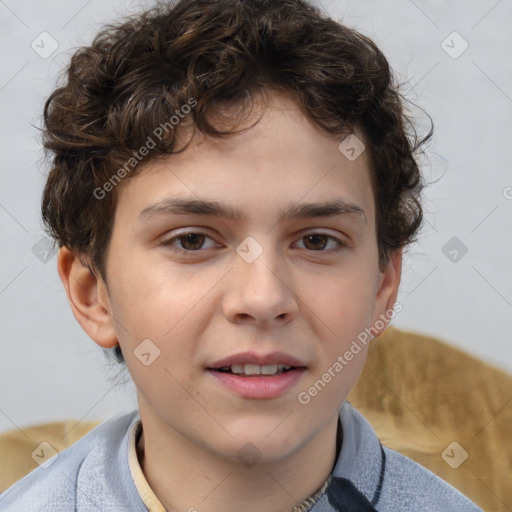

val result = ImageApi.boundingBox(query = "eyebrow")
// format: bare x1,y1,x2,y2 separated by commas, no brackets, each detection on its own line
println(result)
138,197,367,224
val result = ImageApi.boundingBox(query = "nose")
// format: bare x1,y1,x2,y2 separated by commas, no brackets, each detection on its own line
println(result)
221,240,299,327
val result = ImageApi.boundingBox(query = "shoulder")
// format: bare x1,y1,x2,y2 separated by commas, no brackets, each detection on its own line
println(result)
333,403,482,512
0,410,145,512
376,446,482,511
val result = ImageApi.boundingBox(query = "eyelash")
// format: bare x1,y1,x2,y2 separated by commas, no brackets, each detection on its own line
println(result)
162,230,348,255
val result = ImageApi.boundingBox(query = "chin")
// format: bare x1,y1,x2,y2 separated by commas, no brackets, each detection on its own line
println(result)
218,423,308,461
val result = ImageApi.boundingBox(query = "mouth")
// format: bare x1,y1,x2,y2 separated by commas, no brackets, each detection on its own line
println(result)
207,351,307,375
211,364,299,376
206,352,307,399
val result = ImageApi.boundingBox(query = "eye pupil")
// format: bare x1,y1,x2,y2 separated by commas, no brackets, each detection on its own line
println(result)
181,233,205,250
304,234,328,250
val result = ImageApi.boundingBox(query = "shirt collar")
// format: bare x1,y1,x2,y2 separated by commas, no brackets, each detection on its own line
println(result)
127,420,167,512
126,402,379,511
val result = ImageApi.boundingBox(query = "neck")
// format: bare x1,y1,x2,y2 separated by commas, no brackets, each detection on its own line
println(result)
136,404,342,512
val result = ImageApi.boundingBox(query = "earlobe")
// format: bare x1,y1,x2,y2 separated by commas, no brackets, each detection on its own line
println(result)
370,248,403,338
57,246,118,349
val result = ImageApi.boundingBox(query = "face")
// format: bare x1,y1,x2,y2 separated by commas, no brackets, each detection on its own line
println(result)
94,90,400,463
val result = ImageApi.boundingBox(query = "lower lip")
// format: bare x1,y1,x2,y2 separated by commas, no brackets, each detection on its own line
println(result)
207,369,306,399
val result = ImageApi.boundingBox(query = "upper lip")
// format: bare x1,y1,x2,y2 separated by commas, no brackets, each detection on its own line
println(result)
208,351,307,369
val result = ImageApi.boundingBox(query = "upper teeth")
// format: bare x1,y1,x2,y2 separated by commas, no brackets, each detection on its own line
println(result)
221,364,292,375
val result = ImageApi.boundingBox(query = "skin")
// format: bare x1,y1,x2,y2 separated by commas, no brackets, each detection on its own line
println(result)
58,89,402,512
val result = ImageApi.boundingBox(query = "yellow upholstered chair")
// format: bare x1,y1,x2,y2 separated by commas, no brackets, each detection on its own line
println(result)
1,326,510,511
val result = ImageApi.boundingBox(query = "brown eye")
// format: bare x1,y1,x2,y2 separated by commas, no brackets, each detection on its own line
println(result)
178,233,206,250
303,234,329,250
296,232,346,253
163,231,216,252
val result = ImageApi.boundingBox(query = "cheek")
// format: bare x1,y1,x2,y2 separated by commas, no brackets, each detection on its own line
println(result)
303,268,377,336
107,258,214,374
299,269,375,395
109,256,192,333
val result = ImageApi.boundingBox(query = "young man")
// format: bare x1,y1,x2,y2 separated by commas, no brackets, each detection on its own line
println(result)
0,0,481,510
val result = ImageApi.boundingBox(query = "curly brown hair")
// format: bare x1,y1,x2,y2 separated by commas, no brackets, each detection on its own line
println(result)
41,0,431,284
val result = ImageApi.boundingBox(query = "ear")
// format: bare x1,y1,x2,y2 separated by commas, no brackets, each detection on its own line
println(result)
369,248,402,338
57,246,118,348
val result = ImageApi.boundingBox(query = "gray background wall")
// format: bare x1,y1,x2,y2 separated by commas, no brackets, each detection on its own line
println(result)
1,0,511,433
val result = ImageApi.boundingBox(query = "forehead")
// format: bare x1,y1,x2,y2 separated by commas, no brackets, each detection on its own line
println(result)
114,90,375,229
